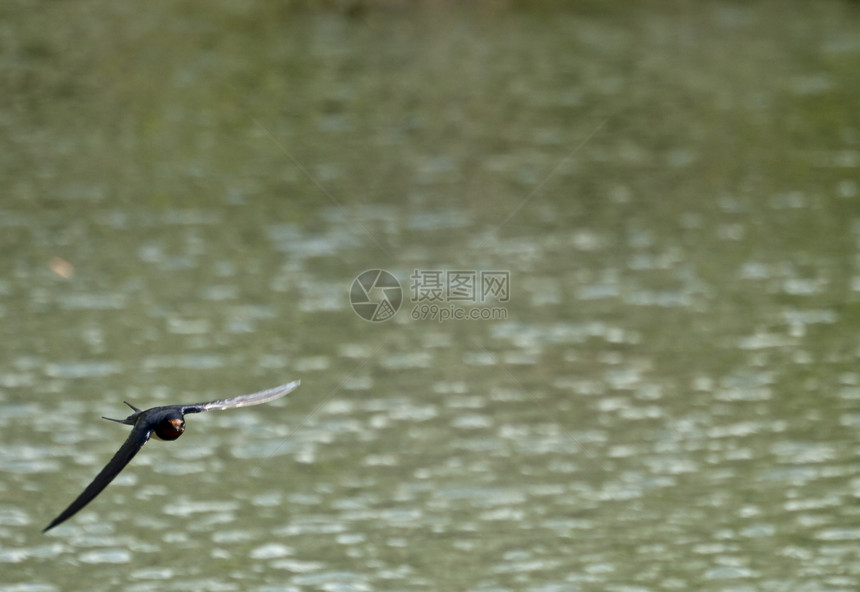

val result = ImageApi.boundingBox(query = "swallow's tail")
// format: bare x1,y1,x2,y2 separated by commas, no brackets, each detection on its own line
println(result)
101,401,142,425
101,416,131,424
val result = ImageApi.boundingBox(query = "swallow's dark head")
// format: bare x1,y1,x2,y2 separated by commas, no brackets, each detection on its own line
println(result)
154,417,185,441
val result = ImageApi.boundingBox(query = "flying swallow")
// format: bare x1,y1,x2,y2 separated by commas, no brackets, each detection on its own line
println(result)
43,380,300,532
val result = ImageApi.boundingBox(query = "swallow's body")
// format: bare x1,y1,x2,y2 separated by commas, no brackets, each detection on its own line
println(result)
43,380,300,532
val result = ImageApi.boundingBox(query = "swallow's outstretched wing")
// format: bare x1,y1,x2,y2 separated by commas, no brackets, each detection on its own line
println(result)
43,420,153,532
181,380,300,414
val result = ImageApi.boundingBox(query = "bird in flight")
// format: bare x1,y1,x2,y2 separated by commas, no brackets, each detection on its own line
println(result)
43,380,300,532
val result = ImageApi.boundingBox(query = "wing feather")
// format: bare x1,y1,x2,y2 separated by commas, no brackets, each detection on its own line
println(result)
182,380,300,413
43,422,153,532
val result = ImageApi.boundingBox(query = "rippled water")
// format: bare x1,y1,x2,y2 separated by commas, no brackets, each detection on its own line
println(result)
2,1,860,591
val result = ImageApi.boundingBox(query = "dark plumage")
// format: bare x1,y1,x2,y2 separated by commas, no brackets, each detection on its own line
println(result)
43,380,300,532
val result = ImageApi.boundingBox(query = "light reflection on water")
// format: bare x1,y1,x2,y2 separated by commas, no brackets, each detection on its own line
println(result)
2,1,860,591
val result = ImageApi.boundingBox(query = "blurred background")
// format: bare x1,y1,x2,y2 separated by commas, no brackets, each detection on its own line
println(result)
2,1,859,590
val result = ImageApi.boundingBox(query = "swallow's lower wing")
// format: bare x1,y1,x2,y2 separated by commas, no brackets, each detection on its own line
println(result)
43,422,153,532
182,380,300,413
